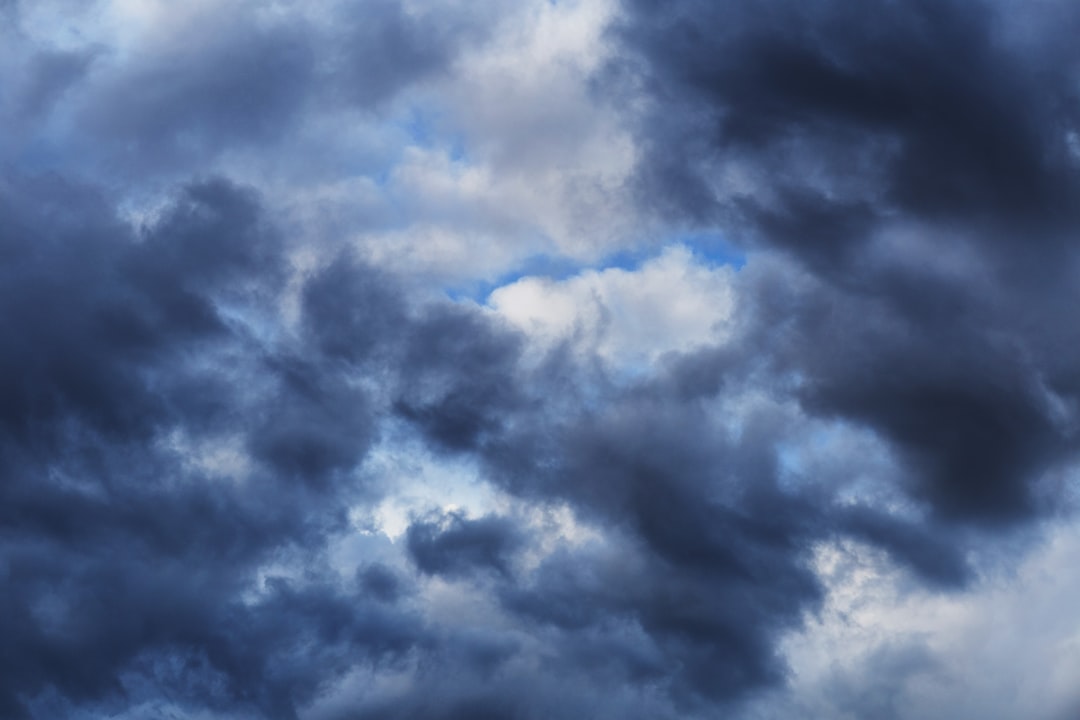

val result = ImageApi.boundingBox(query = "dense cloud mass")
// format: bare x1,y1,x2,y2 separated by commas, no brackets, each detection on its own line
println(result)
1,1,1080,719
614,0,1080,525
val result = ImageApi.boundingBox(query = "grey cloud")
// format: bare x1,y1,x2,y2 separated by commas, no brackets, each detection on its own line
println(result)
615,0,1080,235
6,1,1079,718
824,642,943,720
482,394,826,707
383,314,980,711
608,0,1080,526
12,47,98,121
0,175,275,446
395,304,527,452
248,360,375,490
356,562,409,603
6,1,504,181
406,511,523,579
838,506,970,589
301,253,407,366
81,18,317,172
0,170,705,719
0,175,433,718
327,0,483,108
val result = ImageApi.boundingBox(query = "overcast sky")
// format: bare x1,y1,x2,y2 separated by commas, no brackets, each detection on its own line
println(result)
3,1,1080,718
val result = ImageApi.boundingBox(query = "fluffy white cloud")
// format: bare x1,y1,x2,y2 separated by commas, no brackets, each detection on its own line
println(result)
488,245,736,372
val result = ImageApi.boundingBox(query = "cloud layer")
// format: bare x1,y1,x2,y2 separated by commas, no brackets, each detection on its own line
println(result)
2,1,1079,719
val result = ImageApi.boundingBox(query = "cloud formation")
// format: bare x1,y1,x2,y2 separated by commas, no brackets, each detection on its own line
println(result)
613,0,1080,525
2,1,1079,719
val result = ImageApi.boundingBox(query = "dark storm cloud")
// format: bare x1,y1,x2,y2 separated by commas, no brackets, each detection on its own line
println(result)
0,174,439,718
299,261,844,713
357,562,409,603
10,0,1080,718
395,304,527,452
0,175,276,447
0,170,690,719
301,252,407,366
726,240,1080,526
248,359,376,490
485,386,947,708
406,511,523,578
386,280,1002,713
610,0,1080,525
837,505,970,588
615,0,1080,233
406,374,827,707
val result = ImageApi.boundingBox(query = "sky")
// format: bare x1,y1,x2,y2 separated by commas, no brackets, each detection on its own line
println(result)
2,0,1080,718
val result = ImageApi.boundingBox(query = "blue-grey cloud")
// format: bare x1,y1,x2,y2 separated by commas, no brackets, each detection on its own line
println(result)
609,0,1080,526
3,1,1079,718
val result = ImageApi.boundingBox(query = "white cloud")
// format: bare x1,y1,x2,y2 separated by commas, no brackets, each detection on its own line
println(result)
768,520,1080,720
488,245,736,373
340,0,643,281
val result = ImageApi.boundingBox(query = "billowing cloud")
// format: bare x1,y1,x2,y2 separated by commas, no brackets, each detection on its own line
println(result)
611,0,1080,525
2,1,1079,719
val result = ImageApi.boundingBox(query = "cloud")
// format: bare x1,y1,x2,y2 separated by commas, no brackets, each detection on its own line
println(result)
609,0,1080,526
3,1,1080,718
406,511,523,578
0,175,416,718
774,520,1080,720
488,245,736,373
